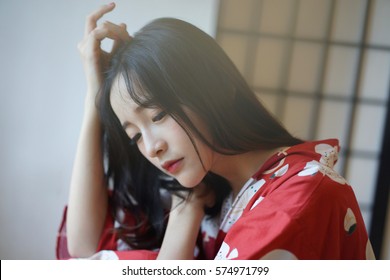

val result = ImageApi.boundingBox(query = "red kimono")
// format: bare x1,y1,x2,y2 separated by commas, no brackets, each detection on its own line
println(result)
56,139,375,260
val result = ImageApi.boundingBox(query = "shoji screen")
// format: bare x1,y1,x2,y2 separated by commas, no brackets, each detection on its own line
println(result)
216,0,390,258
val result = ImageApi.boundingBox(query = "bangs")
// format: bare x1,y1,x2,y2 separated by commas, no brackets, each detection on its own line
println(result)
120,68,158,109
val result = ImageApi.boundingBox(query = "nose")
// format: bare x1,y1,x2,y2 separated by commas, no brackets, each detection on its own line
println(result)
143,133,167,158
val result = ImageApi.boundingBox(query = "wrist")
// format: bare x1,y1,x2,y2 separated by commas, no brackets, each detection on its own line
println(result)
170,201,205,224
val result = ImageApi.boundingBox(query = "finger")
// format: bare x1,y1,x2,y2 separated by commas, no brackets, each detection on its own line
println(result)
116,23,133,42
91,21,131,42
85,2,116,37
112,23,132,52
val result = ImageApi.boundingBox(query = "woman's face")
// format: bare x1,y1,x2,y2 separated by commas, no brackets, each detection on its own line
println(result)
110,75,215,188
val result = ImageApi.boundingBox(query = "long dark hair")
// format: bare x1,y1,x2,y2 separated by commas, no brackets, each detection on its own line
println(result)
100,111,167,249
99,18,302,249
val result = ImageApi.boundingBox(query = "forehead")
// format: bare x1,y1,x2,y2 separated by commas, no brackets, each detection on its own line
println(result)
110,70,155,109
110,75,136,108
109,75,144,124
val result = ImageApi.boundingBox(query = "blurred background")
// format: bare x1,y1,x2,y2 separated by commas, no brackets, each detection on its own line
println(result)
0,0,389,259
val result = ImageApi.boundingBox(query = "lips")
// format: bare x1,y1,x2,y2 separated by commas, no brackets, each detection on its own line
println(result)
162,158,183,174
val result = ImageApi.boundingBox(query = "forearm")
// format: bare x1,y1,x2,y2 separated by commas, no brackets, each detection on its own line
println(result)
66,102,108,257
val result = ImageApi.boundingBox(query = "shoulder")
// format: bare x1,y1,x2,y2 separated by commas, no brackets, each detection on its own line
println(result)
248,142,355,218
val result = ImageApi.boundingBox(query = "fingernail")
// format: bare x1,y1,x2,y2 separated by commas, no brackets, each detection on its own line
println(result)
108,2,115,6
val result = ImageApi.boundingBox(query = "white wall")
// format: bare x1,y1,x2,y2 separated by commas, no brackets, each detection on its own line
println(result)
0,0,219,260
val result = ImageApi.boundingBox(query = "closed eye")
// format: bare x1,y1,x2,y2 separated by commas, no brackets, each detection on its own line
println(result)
129,133,142,145
152,111,167,122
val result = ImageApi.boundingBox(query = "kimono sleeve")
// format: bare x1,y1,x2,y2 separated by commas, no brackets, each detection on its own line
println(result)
55,205,159,260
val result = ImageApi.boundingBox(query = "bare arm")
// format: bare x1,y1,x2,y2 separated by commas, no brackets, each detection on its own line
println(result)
66,3,130,257
66,102,106,257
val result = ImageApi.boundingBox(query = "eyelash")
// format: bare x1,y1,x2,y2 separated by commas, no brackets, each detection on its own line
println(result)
129,111,167,145
129,133,141,145
152,111,167,122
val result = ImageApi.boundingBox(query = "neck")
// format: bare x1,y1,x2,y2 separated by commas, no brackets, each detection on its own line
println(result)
211,148,281,198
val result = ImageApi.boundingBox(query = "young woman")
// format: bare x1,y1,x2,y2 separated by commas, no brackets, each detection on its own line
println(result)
58,3,167,260
59,3,216,260
57,3,375,260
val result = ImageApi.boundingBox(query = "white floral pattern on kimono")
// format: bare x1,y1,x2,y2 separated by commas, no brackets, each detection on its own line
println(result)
298,143,347,184
215,242,239,260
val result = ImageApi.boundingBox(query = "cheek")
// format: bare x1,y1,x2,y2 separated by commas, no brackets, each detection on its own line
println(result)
196,142,214,170
164,119,193,148
168,120,214,169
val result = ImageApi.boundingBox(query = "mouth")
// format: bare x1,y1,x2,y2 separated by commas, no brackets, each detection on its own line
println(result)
162,158,184,174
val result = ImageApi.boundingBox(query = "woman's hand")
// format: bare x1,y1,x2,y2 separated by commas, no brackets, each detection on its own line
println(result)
77,2,131,103
157,184,215,259
170,183,215,215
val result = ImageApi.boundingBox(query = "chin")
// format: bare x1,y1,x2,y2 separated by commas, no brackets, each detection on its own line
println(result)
177,175,204,188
